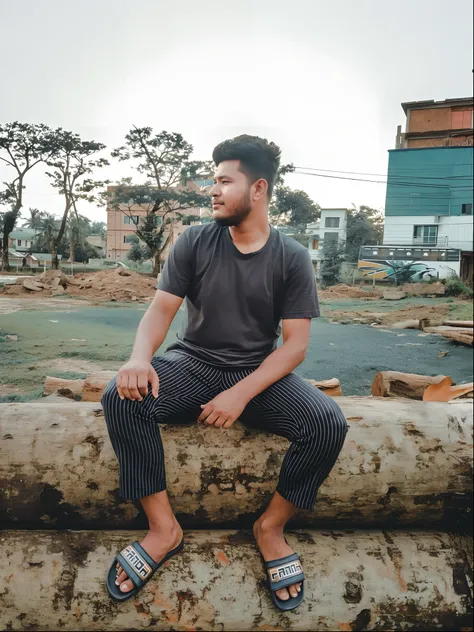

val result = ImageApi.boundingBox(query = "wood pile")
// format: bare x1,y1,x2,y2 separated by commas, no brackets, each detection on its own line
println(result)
2,364,473,629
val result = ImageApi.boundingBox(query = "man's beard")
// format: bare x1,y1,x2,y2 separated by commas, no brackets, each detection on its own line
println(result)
214,192,252,227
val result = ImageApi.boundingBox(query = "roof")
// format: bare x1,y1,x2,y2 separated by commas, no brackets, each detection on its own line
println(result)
401,97,473,114
31,253,63,261
10,228,39,240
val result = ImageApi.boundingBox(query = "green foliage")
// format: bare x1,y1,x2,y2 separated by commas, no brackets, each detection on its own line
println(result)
320,240,345,287
109,127,212,274
0,122,58,270
45,130,109,268
444,276,473,298
22,207,45,230
127,242,149,262
345,205,384,262
270,186,320,243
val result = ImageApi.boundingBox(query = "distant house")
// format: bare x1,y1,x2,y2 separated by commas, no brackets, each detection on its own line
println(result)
8,228,39,252
85,233,106,257
7,250,62,268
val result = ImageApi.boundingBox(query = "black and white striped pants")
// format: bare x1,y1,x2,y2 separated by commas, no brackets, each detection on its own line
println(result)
101,350,349,510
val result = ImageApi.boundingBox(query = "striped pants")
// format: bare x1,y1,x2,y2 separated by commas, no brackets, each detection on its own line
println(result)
101,350,349,510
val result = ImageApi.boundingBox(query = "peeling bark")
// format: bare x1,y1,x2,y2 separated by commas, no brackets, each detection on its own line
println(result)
0,529,472,631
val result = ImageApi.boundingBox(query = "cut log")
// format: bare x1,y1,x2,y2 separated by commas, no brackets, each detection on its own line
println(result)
82,371,118,402
424,326,474,335
391,318,430,330
423,377,474,402
439,331,473,346
304,377,343,396
0,529,471,632
443,320,474,328
44,376,85,397
371,371,454,399
1,399,472,529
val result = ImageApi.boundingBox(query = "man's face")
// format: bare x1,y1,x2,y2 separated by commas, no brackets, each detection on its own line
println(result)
210,160,252,227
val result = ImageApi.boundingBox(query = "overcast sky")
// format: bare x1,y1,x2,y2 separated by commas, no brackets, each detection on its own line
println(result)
0,0,472,224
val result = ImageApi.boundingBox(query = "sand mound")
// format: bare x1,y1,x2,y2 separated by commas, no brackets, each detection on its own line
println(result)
319,284,383,299
2,268,157,302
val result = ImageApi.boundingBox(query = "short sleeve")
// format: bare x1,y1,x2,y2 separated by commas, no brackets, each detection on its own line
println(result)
157,230,193,298
281,249,320,319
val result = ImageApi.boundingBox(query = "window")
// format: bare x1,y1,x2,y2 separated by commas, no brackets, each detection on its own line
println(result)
124,215,139,225
462,204,472,215
413,225,438,245
17,239,22,246
324,232,339,244
325,217,340,228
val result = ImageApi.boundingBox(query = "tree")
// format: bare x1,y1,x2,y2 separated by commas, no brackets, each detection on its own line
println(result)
270,186,320,246
22,207,46,230
110,127,212,276
34,213,60,254
320,239,345,287
0,122,57,270
345,205,384,263
127,242,149,262
89,220,106,237
45,131,109,269
67,214,91,263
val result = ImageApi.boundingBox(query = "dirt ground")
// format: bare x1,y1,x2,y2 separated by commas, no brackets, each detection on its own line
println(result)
1,268,156,302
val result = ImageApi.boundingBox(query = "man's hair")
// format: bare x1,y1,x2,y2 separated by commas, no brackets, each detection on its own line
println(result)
212,134,281,198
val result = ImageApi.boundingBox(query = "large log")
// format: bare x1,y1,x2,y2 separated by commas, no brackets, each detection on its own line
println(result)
443,320,474,328
0,399,472,529
371,371,453,399
439,331,474,346
0,529,472,631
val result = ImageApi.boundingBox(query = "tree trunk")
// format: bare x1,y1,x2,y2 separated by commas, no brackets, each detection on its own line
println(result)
1,529,471,631
1,398,471,529
443,320,474,328
371,371,454,399
68,231,76,264
439,331,473,346
151,251,161,277
1,208,19,272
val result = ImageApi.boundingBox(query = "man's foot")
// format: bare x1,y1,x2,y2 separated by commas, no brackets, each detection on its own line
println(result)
253,517,302,602
115,522,183,593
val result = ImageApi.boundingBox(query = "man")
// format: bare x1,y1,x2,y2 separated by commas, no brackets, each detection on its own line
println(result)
103,135,348,610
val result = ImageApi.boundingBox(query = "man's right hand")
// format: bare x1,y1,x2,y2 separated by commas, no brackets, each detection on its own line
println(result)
116,360,160,401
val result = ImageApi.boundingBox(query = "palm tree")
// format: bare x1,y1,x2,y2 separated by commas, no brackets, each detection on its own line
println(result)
67,213,91,263
35,213,60,256
22,208,46,230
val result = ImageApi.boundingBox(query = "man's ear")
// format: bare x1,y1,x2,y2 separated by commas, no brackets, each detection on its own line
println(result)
252,178,268,201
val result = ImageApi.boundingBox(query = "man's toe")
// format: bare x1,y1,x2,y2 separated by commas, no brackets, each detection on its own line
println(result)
288,584,298,598
275,588,290,601
115,570,127,585
120,579,134,593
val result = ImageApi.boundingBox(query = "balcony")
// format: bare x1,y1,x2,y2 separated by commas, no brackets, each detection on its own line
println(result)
413,237,437,246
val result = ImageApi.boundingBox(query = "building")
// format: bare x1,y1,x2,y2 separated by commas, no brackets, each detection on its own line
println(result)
395,97,473,148
85,234,106,257
7,250,62,268
8,228,39,252
106,180,212,262
306,209,349,277
364,97,473,284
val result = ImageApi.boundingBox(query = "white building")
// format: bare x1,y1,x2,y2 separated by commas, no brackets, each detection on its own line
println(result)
306,208,349,277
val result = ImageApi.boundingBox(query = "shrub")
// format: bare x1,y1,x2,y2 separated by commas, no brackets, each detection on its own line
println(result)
444,276,473,298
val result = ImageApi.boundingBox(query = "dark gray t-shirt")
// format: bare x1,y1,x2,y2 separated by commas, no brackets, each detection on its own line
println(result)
157,222,320,367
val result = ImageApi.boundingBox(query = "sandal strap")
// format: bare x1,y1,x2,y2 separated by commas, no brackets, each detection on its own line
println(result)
130,541,160,570
117,544,154,583
265,553,305,591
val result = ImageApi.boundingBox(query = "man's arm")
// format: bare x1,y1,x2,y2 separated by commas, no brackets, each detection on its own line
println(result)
198,319,310,427
117,289,183,400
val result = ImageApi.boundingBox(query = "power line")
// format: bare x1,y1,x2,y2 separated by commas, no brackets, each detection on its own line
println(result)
293,169,473,189
294,166,472,180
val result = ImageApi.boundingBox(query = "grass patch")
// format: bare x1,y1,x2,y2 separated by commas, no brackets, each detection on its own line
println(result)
0,388,43,403
449,302,474,321
46,371,88,380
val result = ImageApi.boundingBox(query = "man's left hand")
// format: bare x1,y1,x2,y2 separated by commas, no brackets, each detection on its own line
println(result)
198,388,249,428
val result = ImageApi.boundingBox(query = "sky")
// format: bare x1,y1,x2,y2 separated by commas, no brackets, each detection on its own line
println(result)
0,0,472,224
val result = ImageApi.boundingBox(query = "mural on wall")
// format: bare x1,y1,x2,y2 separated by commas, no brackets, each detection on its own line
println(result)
358,259,459,283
